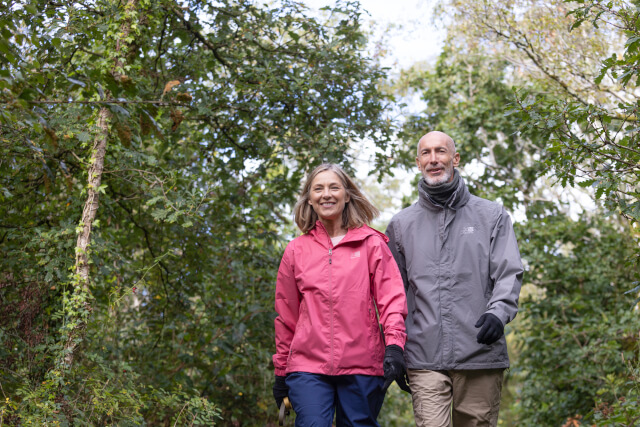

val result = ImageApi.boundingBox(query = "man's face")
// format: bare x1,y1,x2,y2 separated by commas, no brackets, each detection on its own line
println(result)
415,133,460,185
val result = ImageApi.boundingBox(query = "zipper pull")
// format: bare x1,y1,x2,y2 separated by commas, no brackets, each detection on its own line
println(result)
329,248,332,264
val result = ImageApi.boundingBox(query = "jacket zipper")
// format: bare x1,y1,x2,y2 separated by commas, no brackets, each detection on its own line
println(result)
328,247,334,373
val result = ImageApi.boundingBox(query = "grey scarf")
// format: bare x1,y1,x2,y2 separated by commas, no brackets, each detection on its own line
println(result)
419,169,461,206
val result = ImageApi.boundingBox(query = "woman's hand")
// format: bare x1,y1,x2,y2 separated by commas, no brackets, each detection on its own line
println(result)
382,344,411,393
272,375,289,409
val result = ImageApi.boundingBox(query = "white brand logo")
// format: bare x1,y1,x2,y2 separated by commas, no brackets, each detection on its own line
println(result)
461,226,475,235
351,251,361,259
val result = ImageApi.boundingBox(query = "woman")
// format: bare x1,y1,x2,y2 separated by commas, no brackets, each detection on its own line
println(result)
272,163,410,426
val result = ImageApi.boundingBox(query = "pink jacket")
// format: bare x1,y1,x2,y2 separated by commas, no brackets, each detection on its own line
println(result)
273,222,407,377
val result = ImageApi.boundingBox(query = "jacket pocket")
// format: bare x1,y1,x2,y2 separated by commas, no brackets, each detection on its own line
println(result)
288,301,308,362
368,297,383,363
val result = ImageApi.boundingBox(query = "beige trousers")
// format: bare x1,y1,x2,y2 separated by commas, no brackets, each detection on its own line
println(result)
408,369,504,427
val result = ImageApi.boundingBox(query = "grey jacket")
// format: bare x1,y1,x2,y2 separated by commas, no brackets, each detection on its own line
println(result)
386,176,523,370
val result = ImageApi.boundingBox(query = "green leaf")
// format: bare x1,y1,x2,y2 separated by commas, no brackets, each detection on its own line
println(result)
145,196,164,207
25,4,38,15
77,131,91,142
151,208,169,221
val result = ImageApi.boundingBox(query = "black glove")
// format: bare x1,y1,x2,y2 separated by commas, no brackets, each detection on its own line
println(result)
272,375,288,409
382,344,411,393
475,313,504,345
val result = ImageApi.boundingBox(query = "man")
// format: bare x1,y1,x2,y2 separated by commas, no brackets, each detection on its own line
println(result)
386,131,523,427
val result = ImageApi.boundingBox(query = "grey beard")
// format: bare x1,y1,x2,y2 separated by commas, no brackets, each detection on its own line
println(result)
421,167,453,186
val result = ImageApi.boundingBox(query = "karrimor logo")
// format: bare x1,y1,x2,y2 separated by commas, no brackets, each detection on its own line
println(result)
350,251,361,259
461,226,475,235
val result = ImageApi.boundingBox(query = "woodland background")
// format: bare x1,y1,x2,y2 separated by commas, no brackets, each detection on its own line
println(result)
0,0,638,425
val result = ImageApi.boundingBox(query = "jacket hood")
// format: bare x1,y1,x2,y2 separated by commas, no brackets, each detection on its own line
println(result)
418,171,471,210
309,221,388,247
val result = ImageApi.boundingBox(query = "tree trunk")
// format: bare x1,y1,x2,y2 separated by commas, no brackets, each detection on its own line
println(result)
61,0,138,370
63,107,111,368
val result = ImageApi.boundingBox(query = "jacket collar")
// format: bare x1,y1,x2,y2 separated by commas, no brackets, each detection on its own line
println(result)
309,220,388,248
418,171,470,211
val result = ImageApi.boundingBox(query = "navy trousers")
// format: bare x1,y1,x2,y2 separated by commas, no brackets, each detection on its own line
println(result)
285,372,386,427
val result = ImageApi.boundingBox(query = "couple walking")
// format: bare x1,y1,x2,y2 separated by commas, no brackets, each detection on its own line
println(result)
272,131,524,427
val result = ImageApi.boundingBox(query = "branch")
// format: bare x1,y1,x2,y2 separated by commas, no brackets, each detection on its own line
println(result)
488,15,590,106
169,5,230,69
17,100,190,107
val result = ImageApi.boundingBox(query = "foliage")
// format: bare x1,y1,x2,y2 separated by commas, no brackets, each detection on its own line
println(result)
439,0,623,101
591,358,640,427
393,0,640,422
508,0,640,223
428,0,639,221
0,0,394,424
512,209,640,426
394,46,546,210
377,383,414,426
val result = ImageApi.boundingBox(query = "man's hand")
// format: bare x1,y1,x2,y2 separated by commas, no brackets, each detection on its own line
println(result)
272,375,288,409
382,344,411,393
475,313,504,345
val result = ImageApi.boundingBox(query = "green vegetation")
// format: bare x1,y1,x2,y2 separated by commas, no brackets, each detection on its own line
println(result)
392,0,640,425
0,0,638,425
0,0,392,424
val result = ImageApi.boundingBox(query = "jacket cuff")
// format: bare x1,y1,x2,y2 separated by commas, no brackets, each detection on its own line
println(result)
385,335,405,349
274,367,287,376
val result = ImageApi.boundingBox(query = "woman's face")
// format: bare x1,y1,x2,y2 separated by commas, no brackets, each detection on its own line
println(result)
308,170,350,222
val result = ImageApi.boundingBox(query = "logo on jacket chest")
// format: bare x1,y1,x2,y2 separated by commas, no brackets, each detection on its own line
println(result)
350,251,361,259
461,226,475,235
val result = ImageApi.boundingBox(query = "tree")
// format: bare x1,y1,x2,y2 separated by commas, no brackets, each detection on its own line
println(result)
394,46,548,211
513,207,639,426
391,0,640,421
431,0,639,223
508,0,640,224
0,0,394,424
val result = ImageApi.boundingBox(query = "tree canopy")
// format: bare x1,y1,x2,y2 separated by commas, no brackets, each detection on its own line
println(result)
391,0,640,424
0,0,394,424
1,0,639,425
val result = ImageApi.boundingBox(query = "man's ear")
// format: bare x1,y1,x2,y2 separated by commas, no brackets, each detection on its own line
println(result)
415,157,421,170
453,152,460,168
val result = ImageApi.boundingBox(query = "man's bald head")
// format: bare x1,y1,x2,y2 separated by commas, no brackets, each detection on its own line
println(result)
417,131,456,157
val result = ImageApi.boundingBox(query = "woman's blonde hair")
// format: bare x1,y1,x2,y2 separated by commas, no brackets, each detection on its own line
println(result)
294,163,379,233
